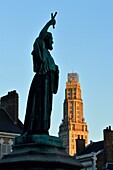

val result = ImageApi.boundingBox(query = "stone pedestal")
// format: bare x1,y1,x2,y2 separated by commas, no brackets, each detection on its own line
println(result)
0,135,83,170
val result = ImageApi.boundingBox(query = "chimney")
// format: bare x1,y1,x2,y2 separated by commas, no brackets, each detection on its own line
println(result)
104,126,113,163
1,90,19,123
76,135,85,155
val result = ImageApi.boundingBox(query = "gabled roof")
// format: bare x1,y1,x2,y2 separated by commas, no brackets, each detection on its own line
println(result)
78,140,104,155
0,108,23,134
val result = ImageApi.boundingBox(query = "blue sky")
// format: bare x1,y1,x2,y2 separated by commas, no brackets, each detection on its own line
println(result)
0,0,113,142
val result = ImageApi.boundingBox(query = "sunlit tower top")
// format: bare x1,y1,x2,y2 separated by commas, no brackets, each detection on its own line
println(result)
68,73,79,82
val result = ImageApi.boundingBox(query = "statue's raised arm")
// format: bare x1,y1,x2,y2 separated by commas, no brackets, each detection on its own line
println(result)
39,12,57,39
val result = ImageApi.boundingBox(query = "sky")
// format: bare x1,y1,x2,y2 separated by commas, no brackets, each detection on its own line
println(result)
0,0,113,142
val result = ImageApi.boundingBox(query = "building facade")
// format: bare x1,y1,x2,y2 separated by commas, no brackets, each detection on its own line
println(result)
75,126,113,170
59,73,88,156
0,91,23,158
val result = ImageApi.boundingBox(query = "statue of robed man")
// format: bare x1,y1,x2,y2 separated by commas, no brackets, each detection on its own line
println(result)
22,13,59,135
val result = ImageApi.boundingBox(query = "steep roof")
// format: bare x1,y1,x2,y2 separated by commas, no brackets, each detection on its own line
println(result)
0,108,23,134
78,140,104,155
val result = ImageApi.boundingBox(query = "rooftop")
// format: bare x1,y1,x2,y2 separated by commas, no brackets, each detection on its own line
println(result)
0,108,23,134
78,140,104,155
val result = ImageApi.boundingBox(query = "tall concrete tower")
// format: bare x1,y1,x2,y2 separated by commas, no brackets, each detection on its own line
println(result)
59,73,88,156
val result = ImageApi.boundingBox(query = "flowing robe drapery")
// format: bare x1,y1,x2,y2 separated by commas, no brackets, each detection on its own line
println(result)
22,37,59,135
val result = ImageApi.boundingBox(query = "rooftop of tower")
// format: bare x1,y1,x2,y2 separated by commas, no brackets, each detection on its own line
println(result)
68,73,79,82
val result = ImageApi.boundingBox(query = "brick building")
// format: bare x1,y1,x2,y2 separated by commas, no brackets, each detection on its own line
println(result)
59,73,88,156
75,126,113,170
0,90,23,158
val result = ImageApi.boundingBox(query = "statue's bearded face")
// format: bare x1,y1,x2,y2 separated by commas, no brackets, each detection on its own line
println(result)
47,36,53,50
44,33,53,50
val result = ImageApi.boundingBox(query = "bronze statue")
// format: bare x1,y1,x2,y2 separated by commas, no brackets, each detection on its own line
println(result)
22,13,59,135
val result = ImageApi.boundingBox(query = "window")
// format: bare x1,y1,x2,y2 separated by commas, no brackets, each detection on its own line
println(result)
77,115,79,118
71,145,74,149
85,126,87,131
72,139,75,143
67,89,72,99
70,110,73,114
72,134,74,138
72,124,75,130
82,125,84,131
0,144,12,158
74,88,76,99
77,106,79,110
70,106,73,109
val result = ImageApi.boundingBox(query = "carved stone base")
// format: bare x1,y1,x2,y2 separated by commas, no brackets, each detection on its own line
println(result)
0,135,83,170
